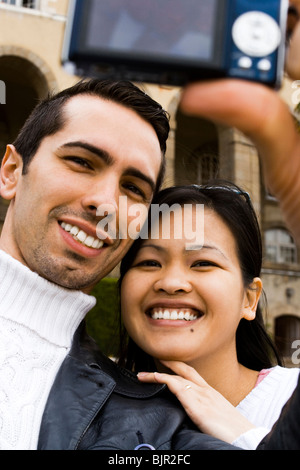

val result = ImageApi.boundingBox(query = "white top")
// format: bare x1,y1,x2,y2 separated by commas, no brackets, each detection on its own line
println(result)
0,249,96,450
233,366,300,449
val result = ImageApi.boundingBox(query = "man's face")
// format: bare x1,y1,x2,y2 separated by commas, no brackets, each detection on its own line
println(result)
0,95,162,292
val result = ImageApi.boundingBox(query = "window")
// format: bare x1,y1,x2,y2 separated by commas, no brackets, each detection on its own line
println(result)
196,150,219,184
265,228,297,265
0,0,40,8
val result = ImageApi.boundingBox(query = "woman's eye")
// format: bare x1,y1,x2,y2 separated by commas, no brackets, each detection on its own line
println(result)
136,260,161,268
192,260,216,268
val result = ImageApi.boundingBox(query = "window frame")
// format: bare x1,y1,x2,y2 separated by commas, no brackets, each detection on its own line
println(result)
265,228,297,265
0,0,40,9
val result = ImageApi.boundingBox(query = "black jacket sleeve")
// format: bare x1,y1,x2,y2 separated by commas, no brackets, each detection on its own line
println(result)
257,374,300,450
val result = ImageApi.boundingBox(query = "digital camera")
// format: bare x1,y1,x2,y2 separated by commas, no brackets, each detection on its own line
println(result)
63,0,288,88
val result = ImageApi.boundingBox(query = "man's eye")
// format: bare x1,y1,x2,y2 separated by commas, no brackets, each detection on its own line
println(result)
65,157,93,169
124,183,146,199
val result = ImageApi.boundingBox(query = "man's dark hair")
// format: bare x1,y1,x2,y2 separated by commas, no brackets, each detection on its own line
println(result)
13,79,170,191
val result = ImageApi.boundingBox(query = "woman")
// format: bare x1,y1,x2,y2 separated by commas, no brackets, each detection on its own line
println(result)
118,182,300,449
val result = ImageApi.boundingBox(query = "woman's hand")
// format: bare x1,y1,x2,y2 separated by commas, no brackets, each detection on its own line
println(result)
138,360,255,444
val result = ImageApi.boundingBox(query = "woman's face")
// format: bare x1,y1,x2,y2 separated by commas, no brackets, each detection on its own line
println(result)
120,207,261,368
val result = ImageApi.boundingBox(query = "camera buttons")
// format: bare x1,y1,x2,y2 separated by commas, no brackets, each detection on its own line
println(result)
232,11,281,57
237,56,253,69
257,59,272,72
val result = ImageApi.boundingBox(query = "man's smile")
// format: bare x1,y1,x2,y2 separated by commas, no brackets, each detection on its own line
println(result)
60,221,104,249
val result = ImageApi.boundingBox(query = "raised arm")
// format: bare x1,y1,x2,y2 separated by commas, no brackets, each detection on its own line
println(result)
180,79,300,245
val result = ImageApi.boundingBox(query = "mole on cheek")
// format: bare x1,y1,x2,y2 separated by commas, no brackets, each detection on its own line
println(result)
190,329,194,333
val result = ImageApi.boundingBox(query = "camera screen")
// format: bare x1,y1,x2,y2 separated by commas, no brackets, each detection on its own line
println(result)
81,0,218,63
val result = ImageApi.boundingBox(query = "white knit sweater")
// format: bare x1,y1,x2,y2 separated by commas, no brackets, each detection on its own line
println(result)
233,366,300,449
0,249,96,450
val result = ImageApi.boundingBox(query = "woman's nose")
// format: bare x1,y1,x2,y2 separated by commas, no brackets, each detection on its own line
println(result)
153,268,193,294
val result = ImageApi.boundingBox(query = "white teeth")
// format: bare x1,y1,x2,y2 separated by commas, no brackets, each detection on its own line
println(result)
85,236,95,247
170,310,178,320
70,226,79,236
163,310,170,320
92,238,100,249
151,308,199,321
60,222,104,249
77,230,87,243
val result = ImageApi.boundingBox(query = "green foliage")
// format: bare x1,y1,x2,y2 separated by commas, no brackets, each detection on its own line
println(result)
86,278,120,358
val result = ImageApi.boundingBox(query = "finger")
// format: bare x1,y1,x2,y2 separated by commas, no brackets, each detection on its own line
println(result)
148,373,203,417
160,360,207,386
180,79,276,122
180,79,299,165
137,371,182,385
152,372,195,397
138,371,190,393
137,371,158,383
180,79,297,162
180,79,274,132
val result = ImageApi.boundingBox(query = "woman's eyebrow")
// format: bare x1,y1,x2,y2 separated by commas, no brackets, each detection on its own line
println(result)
139,243,228,260
138,244,166,253
186,244,229,260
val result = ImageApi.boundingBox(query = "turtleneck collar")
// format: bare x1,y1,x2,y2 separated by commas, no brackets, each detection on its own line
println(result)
0,249,96,348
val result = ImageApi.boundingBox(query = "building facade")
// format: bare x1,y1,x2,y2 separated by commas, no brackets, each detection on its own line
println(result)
0,0,299,365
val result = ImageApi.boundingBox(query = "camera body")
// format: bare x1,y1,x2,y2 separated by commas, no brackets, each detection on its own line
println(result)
63,0,288,88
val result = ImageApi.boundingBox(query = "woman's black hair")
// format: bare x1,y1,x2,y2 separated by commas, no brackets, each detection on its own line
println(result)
118,181,282,372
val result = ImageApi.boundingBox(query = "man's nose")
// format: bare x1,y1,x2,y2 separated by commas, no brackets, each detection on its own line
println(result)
81,175,119,217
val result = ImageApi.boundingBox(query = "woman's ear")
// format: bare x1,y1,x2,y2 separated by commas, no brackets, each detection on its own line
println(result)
0,145,23,200
242,277,263,321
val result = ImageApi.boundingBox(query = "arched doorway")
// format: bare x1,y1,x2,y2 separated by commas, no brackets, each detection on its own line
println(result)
0,54,51,156
0,52,55,230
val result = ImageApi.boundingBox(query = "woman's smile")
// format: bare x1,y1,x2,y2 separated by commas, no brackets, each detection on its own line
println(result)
121,206,258,366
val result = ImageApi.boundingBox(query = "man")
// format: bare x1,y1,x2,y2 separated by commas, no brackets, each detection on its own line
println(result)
0,78,237,450
0,80,166,290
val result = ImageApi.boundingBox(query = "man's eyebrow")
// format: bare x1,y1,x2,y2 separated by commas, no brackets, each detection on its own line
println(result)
59,141,114,165
59,142,156,191
124,167,156,192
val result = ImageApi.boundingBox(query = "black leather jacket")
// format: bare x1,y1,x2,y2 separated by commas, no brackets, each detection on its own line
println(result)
37,324,238,450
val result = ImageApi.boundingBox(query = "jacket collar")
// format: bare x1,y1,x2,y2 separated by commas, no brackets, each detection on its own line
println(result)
38,323,164,449
71,323,164,397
